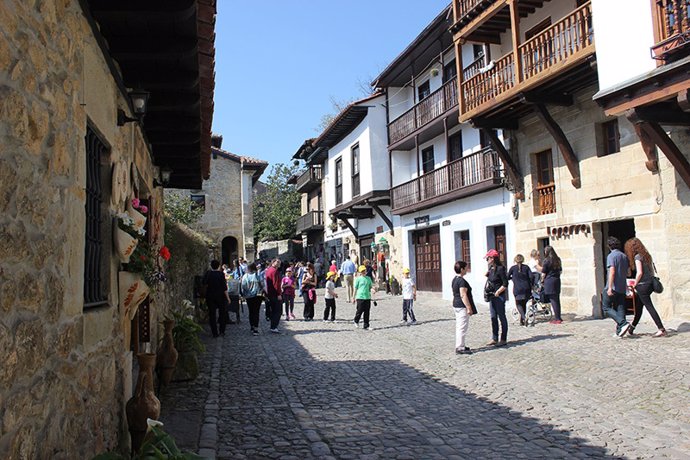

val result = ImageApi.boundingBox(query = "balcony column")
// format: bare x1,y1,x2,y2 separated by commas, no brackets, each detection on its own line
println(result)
509,0,522,83
415,135,421,202
444,117,452,192
455,41,465,115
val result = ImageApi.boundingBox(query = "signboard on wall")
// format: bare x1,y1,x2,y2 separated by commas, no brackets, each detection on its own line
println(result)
414,215,429,226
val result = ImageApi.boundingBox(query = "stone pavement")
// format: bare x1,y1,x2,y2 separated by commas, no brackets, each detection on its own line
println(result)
160,287,690,459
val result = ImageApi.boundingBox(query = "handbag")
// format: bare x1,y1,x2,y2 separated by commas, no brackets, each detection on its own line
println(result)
652,263,664,294
483,279,495,302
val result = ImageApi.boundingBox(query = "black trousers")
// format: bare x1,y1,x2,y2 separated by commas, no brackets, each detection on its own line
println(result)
207,298,227,337
323,298,336,321
246,296,262,330
354,299,371,329
632,283,665,330
303,291,315,319
268,297,282,329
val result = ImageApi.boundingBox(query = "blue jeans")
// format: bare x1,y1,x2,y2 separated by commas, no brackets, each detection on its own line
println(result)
602,290,627,333
489,296,508,342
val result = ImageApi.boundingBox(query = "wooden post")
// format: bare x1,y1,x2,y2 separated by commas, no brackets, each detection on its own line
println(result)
455,41,465,115
509,0,522,84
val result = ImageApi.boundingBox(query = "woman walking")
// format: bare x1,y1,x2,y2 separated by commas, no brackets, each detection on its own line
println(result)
485,249,509,346
624,238,667,337
240,263,265,336
541,246,563,324
452,261,476,354
508,254,533,326
301,262,317,321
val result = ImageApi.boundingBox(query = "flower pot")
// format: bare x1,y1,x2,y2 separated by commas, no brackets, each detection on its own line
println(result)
114,225,139,263
156,320,178,386
172,350,199,382
126,353,161,452
127,202,147,231
119,271,150,320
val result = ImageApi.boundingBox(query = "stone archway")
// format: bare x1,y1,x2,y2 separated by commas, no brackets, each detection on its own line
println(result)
221,236,238,266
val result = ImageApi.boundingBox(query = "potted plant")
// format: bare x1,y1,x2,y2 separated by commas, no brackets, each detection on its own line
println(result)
170,300,205,382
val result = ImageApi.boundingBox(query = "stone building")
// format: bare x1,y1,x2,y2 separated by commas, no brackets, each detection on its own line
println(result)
171,134,267,264
0,1,215,457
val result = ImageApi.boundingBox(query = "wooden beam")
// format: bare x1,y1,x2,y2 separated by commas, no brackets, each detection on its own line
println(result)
479,127,524,198
471,117,519,130
456,0,509,39
533,104,581,188
627,116,660,173
509,0,522,84
339,218,359,240
520,91,573,107
638,121,690,189
630,101,690,126
371,204,394,235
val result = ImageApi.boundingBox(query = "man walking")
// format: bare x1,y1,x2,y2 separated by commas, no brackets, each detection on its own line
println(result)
340,255,356,302
264,258,283,334
602,237,631,337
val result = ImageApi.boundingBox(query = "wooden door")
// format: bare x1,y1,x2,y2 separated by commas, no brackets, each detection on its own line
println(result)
493,225,507,266
413,227,442,291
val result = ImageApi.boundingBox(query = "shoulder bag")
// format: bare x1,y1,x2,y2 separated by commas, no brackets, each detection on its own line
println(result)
652,263,664,294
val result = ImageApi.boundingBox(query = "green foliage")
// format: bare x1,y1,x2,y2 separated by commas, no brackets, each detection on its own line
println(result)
92,424,205,460
170,301,205,354
253,163,301,242
164,192,204,226
163,219,212,307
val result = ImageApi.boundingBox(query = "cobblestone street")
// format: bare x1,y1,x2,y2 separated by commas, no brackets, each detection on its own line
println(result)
161,288,690,459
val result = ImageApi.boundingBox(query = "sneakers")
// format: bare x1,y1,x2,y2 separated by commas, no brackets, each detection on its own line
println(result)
617,322,631,337
270,328,281,334
353,321,359,328
456,346,472,355
653,329,668,337
289,313,296,320
627,325,635,336
408,320,417,325
251,329,259,336
400,319,407,324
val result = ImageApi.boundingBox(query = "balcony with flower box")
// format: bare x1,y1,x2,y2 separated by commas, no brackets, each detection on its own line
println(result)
391,147,502,215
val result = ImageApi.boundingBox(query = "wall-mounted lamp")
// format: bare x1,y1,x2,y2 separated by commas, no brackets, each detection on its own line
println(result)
153,166,173,188
117,88,150,126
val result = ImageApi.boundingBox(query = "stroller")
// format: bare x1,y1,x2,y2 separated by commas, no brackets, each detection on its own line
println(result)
512,278,553,326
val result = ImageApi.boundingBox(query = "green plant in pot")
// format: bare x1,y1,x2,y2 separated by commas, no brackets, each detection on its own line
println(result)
170,300,205,382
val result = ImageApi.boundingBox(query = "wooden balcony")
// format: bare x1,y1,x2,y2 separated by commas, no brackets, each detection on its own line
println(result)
652,0,690,61
391,147,502,215
535,183,556,215
388,77,458,147
295,165,322,193
296,210,324,233
459,2,595,121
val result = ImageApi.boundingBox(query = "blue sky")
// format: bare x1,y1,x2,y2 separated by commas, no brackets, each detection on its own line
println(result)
212,1,451,167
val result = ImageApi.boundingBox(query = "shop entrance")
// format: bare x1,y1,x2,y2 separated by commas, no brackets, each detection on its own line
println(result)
599,219,636,315
412,226,442,291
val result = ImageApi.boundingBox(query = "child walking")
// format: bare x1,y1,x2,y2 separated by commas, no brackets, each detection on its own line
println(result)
323,271,338,322
281,267,296,320
401,268,417,324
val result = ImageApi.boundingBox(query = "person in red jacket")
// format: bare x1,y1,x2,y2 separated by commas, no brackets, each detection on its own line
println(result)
264,258,283,334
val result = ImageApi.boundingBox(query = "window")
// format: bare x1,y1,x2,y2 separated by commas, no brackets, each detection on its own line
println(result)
190,194,206,211
455,230,471,271
602,119,620,155
449,131,463,162
421,147,435,174
418,80,431,101
351,144,360,197
335,158,343,205
479,129,496,149
533,149,556,215
443,59,457,83
84,126,108,308
473,44,484,59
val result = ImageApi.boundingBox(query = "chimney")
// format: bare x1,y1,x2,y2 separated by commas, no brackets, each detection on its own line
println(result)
211,134,223,149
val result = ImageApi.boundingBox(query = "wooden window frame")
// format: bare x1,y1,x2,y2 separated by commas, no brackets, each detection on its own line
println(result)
460,230,471,272
421,146,435,174
602,119,621,156
443,58,458,83
448,131,463,163
418,80,431,102
533,149,557,216
351,143,360,198
335,158,343,206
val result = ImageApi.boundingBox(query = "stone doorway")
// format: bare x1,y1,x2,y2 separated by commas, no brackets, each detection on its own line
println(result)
222,236,238,265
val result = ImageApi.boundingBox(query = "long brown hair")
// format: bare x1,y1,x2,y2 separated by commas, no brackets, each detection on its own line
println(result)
624,237,652,268
544,246,561,271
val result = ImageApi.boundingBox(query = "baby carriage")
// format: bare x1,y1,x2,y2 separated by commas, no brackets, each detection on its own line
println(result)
512,279,552,326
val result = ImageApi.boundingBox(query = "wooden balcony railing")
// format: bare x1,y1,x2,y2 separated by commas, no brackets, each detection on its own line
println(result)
453,0,485,22
392,147,500,212
296,210,324,233
518,2,593,80
295,165,322,193
462,54,486,81
388,77,458,145
461,2,594,116
535,183,556,215
652,0,690,59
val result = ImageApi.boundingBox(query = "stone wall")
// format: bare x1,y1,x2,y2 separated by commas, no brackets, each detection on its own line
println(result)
0,1,163,456
514,85,690,319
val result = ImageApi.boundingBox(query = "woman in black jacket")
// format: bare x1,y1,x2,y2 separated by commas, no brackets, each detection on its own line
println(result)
508,254,533,326
485,249,509,346
541,246,563,324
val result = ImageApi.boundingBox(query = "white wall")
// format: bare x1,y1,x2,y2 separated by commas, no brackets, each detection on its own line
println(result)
388,86,413,121
592,0,655,92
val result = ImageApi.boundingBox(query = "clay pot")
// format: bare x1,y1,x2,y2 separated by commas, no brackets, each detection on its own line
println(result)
127,202,147,231
119,271,150,320
114,226,138,263
126,353,161,452
156,320,178,386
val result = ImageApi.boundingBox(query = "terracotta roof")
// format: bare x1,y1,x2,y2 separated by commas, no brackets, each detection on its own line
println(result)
211,146,268,183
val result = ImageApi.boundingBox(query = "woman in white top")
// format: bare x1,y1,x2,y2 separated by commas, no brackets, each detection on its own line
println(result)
528,249,542,286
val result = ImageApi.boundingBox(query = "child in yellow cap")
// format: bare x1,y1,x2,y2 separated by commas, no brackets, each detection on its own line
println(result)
401,268,417,324
324,271,338,322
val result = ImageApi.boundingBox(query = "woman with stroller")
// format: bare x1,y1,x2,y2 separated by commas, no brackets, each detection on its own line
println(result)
508,254,533,326
541,246,563,324
485,249,509,346
624,237,667,337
